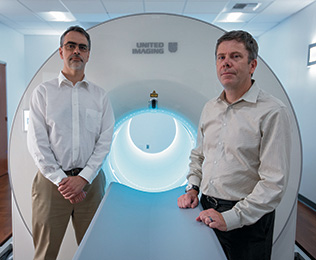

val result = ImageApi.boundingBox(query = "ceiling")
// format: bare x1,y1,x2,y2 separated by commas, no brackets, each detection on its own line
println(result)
0,0,315,37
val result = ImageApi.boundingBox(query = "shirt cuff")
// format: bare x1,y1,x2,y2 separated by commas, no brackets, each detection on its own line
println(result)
79,167,96,184
221,207,243,231
187,175,201,187
45,169,68,186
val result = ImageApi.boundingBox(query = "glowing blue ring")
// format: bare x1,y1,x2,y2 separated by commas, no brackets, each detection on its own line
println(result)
103,108,196,192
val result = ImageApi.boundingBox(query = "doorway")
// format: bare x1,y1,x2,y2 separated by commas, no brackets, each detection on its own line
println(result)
0,63,8,177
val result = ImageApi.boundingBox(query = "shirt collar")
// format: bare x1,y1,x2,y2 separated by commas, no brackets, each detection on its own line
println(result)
217,80,260,105
58,71,89,88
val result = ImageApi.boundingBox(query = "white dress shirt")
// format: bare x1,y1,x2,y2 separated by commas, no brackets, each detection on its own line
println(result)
27,72,115,185
187,82,292,231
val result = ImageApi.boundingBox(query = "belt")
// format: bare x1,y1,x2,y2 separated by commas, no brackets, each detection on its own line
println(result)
64,168,83,176
203,194,238,209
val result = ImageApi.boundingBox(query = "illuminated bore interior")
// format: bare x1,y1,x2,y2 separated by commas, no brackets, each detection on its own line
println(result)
103,109,196,192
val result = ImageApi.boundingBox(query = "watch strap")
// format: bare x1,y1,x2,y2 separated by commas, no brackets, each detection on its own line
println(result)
185,184,199,193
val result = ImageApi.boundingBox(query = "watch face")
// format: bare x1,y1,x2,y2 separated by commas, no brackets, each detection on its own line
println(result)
185,184,193,192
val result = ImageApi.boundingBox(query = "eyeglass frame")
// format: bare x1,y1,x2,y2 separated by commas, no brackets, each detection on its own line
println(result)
63,41,89,52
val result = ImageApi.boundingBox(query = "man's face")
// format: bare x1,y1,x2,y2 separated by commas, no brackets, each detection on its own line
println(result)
59,31,90,72
216,40,257,91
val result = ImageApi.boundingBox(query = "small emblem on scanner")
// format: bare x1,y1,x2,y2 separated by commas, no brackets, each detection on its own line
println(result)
168,42,178,53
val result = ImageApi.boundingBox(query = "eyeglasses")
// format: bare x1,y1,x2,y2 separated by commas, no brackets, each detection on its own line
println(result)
63,42,89,52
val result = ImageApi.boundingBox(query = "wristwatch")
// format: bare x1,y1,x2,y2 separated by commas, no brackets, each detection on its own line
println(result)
185,183,199,193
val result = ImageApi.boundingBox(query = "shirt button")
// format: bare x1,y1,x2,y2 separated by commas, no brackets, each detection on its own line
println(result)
214,160,217,164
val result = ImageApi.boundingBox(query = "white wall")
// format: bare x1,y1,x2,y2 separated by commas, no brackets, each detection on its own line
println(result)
0,23,25,134
24,35,59,85
258,2,316,203
0,26,59,135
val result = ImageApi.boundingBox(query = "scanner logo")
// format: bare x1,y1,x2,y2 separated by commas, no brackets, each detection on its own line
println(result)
168,42,178,53
132,42,178,54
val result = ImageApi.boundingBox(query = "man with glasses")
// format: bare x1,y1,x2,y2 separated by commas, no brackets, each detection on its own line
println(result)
177,30,291,260
27,26,115,260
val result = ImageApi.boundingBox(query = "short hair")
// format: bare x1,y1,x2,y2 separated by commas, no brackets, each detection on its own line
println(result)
60,26,91,51
215,30,258,63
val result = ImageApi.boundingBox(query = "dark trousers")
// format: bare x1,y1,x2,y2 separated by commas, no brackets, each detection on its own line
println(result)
201,194,275,260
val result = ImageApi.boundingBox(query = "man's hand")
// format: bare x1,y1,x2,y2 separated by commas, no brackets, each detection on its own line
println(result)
177,190,199,209
58,176,88,200
69,190,87,204
196,208,227,231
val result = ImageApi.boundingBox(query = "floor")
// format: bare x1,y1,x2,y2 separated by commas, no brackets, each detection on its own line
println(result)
296,200,316,260
0,173,11,247
0,173,315,259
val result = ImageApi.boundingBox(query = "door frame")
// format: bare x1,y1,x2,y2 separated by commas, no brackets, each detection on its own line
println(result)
0,61,8,176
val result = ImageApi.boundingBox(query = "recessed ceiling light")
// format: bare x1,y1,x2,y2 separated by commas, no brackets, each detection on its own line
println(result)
226,12,243,22
39,11,76,22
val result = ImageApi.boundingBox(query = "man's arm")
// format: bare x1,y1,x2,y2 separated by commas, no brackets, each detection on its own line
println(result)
222,106,292,231
77,94,115,184
177,111,205,209
27,85,68,185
